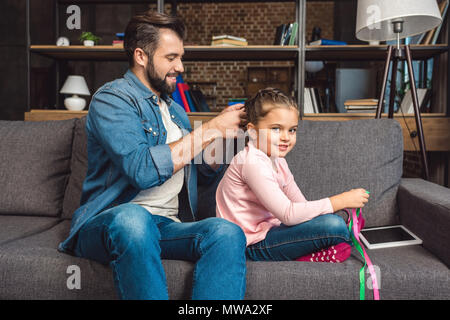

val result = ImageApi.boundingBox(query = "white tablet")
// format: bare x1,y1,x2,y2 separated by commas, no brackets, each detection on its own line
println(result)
359,225,423,250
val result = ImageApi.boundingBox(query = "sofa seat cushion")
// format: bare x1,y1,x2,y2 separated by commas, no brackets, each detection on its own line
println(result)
0,215,60,246
0,119,76,217
1,220,448,300
286,119,403,228
0,221,193,299
245,246,450,300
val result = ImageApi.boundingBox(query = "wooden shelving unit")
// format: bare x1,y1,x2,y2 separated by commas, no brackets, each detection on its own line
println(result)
30,44,449,61
30,45,300,61
26,1,450,154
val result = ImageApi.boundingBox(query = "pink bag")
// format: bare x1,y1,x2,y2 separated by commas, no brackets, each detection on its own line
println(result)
295,242,352,263
295,211,360,263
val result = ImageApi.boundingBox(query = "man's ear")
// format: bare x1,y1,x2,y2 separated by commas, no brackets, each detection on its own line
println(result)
134,48,148,68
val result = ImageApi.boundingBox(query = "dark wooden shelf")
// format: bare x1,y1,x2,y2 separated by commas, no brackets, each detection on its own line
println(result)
30,45,299,61
30,44,448,62
57,0,296,3
306,44,449,61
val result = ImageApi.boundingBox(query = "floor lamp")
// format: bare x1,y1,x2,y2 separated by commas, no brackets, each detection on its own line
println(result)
356,0,443,180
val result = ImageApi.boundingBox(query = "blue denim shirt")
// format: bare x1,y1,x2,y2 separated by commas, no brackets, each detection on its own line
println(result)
59,69,222,254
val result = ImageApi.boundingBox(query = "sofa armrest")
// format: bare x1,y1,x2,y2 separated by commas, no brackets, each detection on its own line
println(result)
397,178,450,267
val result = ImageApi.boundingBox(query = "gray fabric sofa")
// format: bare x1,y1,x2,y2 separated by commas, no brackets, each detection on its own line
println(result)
0,117,449,300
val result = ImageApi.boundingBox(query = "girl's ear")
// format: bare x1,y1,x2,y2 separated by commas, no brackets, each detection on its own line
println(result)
247,123,258,141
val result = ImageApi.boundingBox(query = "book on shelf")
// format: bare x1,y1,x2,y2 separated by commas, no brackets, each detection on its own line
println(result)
398,88,430,114
172,75,185,107
344,98,378,106
274,24,287,45
172,75,213,113
211,38,248,46
281,24,292,45
228,98,247,106
303,88,315,114
113,33,124,46
212,35,247,42
344,98,378,113
181,84,197,112
190,89,211,112
176,83,191,112
309,39,347,46
288,22,298,46
273,22,298,46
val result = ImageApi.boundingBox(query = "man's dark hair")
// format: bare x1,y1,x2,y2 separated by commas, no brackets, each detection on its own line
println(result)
124,10,186,67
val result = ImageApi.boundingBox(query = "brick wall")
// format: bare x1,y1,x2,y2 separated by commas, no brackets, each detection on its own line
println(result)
58,2,334,109
175,1,335,109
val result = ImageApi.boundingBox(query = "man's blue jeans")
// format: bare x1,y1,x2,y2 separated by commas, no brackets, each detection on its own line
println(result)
246,214,352,261
74,203,247,300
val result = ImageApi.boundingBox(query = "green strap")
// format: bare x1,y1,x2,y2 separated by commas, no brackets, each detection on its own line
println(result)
348,208,367,300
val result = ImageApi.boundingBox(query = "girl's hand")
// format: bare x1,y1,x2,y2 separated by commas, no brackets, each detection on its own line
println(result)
330,188,370,212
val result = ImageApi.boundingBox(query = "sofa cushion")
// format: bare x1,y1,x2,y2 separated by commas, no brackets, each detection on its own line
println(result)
62,117,88,220
0,221,192,299
0,215,60,246
0,220,448,299
285,119,403,227
245,245,450,300
0,119,76,217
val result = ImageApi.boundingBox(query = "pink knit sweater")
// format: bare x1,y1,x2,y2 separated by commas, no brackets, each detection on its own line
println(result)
216,142,334,246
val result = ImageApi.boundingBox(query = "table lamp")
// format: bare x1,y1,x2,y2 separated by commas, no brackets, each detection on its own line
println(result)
355,0,443,180
60,75,91,111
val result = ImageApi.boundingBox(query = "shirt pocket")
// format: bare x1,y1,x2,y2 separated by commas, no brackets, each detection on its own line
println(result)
141,120,160,144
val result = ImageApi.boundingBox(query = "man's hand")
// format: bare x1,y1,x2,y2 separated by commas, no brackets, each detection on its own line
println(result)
205,104,247,139
169,104,247,173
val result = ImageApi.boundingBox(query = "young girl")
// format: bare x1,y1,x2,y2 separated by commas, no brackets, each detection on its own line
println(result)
216,88,369,261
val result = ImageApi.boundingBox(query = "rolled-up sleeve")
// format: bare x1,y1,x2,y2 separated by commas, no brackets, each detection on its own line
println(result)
87,88,174,190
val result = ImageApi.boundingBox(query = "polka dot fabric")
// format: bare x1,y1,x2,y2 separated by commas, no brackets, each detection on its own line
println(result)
295,242,352,263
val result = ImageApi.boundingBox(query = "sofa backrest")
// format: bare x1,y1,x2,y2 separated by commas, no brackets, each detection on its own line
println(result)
285,119,403,228
0,119,76,217
62,117,88,219
61,118,403,227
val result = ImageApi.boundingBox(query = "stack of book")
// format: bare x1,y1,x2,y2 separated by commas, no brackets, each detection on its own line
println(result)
309,39,347,46
112,33,124,47
228,98,247,106
274,22,298,46
211,35,248,46
304,87,323,114
171,75,211,113
344,99,378,113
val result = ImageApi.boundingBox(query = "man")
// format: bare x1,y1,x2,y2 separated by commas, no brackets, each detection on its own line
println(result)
59,10,247,300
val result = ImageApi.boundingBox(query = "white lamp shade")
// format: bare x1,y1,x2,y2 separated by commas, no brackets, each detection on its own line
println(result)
60,75,90,96
356,0,442,41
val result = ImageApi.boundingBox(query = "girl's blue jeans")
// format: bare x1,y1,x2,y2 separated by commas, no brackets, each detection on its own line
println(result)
246,214,352,261
74,203,247,300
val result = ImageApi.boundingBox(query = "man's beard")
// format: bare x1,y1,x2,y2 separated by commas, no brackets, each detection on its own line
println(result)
145,60,178,96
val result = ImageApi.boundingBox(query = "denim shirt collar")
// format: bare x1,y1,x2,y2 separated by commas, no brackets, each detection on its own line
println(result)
124,69,171,106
